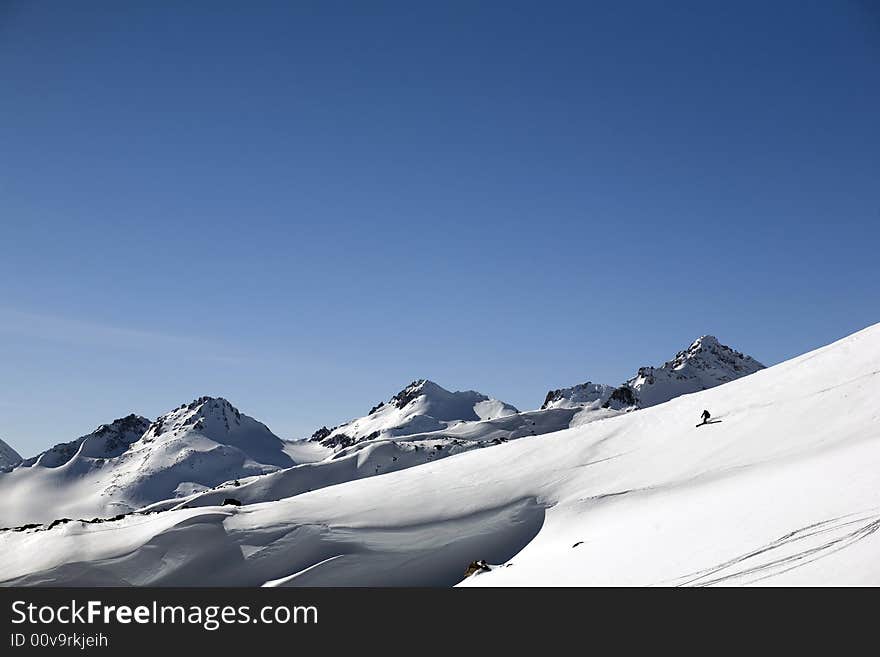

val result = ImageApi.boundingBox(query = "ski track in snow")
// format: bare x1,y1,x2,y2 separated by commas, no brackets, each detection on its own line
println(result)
668,510,880,587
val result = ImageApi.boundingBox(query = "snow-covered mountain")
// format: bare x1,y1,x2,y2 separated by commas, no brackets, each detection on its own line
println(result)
205,336,763,512
0,339,763,528
311,379,519,449
17,414,150,468
0,438,21,472
541,382,615,410
612,335,765,409
140,404,598,514
2,323,876,586
543,335,764,412
0,397,293,526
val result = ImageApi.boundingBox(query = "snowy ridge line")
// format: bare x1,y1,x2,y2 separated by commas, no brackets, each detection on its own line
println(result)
1,323,879,586
0,437,22,471
0,396,294,527
0,333,764,528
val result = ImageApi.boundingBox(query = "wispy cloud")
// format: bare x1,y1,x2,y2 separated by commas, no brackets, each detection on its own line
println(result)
0,307,249,364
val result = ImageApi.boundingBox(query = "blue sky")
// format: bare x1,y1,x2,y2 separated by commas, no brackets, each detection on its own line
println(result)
1,1,878,455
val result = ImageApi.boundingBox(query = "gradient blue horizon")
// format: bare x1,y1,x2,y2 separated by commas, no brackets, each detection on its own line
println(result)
1,1,878,455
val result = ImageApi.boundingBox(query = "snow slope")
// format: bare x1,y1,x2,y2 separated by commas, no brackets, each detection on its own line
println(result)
0,398,294,526
1,323,877,586
0,381,590,527
133,340,761,518
138,405,601,513
0,438,21,472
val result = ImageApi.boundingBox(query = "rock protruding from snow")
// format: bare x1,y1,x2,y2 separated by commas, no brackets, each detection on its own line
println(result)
18,415,151,469
603,335,765,410
601,385,638,411
0,438,22,472
312,379,519,449
541,382,615,410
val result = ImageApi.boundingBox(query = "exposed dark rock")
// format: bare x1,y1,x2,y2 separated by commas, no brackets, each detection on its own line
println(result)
542,388,562,409
602,385,637,409
391,380,428,409
634,367,655,386
47,518,72,530
317,429,380,450
309,426,332,442
464,559,491,578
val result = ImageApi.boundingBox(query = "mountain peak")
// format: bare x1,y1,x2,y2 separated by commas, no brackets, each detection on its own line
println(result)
690,335,720,349
311,380,518,449
666,335,763,374
541,382,616,410
143,396,243,442
0,438,22,471
391,379,446,409
94,414,151,436
120,396,293,502
604,335,764,410
20,414,151,468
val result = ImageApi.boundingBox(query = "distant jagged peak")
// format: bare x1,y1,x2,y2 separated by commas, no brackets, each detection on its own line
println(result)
309,426,335,442
136,395,292,471
142,396,247,441
634,335,765,384
675,334,762,369
689,334,721,348
390,379,475,409
391,378,435,409
20,414,151,468
92,413,152,437
0,437,22,471
601,385,639,411
541,381,615,410
603,334,765,410
310,379,518,449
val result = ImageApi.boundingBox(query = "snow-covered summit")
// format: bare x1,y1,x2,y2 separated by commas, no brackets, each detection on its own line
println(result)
607,335,765,409
0,397,294,526
312,379,519,449
543,335,763,412
4,323,877,586
652,335,762,382
541,382,615,410
139,396,292,469
0,438,21,472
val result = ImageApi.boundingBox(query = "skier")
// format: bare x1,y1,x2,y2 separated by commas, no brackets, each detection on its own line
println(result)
700,409,711,425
